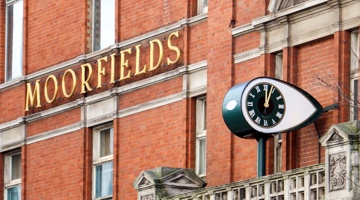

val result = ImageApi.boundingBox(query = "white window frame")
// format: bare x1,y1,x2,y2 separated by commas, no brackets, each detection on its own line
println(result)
195,97,207,177
274,133,282,173
350,30,359,121
91,0,115,52
274,52,283,173
93,125,114,200
197,0,208,14
5,0,23,81
4,151,21,200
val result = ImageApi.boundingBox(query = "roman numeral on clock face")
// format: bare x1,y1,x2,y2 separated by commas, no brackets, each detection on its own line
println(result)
263,120,268,126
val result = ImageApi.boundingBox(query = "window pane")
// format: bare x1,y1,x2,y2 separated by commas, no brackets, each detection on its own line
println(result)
100,128,113,157
351,31,359,74
6,1,23,81
95,162,113,198
198,138,206,175
7,185,21,200
353,79,359,120
203,100,207,130
11,154,21,180
93,0,115,51
275,53,283,80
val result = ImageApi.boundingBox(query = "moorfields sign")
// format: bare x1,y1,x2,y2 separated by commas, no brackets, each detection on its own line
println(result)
25,31,181,111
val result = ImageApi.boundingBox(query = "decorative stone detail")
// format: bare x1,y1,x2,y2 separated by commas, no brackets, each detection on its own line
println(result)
327,130,344,144
141,194,154,200
138,177,152,187
329,153,346,191
320,120,360,199
133,167,206,199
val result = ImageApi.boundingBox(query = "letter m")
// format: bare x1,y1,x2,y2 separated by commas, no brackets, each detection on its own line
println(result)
25,80,41,111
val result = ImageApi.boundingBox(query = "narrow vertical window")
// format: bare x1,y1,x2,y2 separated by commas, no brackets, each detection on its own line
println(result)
197,0,208,14
196,97,206,177
274,52,283,173
5,152,21,200
6,0,23,81
350,30,359,120
275,53,283,80
93,126,113,199
92,0,115,51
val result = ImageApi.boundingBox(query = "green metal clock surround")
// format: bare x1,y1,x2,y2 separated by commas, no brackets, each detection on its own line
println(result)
222,77,323,139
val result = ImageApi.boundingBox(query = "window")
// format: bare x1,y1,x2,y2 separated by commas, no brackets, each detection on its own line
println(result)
274,52,283,173
4,152,21,200
350,30,359,120
275,53,283,80
93,126,114,199
197,0,208,14
268,0,308,13
196,97,206,177
5,0,23,81
92,0,115,52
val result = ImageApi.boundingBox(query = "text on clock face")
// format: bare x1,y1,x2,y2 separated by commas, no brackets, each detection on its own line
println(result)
246,83,286,128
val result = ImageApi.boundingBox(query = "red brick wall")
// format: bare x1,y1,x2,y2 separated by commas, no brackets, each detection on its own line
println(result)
26,108,81,137
27,1,86,73
0,84,25,124
189,22,208,64
24,130,86,199
119,77,183,109
119,0,188,41
115,101,188,199
206,0,236,187
233,32,261,55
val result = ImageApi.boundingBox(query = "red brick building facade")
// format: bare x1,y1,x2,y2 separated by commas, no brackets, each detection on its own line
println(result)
0,0,359,199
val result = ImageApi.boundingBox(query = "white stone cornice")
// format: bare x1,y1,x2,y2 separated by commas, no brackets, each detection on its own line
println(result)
116,66,187,94
234,48,261,64
253,0,330,26
187,60,207,72
0,77,26,91
118,92,185,118
1,141,24,153
24,98,84,123
188,86,207,98
0,117,25,132
86,112,115,127
232,0,331,38
25,122,85,145
232,23,255,37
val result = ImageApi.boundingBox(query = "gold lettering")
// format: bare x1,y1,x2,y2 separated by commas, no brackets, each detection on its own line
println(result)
44,75,58,103
62,69,77,98
149,39,163,71
167,31,181,65
119,48,131,81
97,56,107,88
25,80,41,111
110,53,116,84
81,63,93,93
134,45,146,76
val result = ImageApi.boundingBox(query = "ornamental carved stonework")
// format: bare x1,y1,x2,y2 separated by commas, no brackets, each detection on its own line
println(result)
329,153,347,191
141,194,154,200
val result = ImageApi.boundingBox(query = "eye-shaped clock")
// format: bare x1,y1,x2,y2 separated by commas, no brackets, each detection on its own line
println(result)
222,77,323,138
245,83,285,128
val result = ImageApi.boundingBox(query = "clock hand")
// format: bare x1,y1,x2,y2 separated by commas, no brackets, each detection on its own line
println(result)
264,85,273,108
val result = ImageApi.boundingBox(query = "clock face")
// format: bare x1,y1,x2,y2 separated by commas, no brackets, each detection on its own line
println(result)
245,83,286,128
